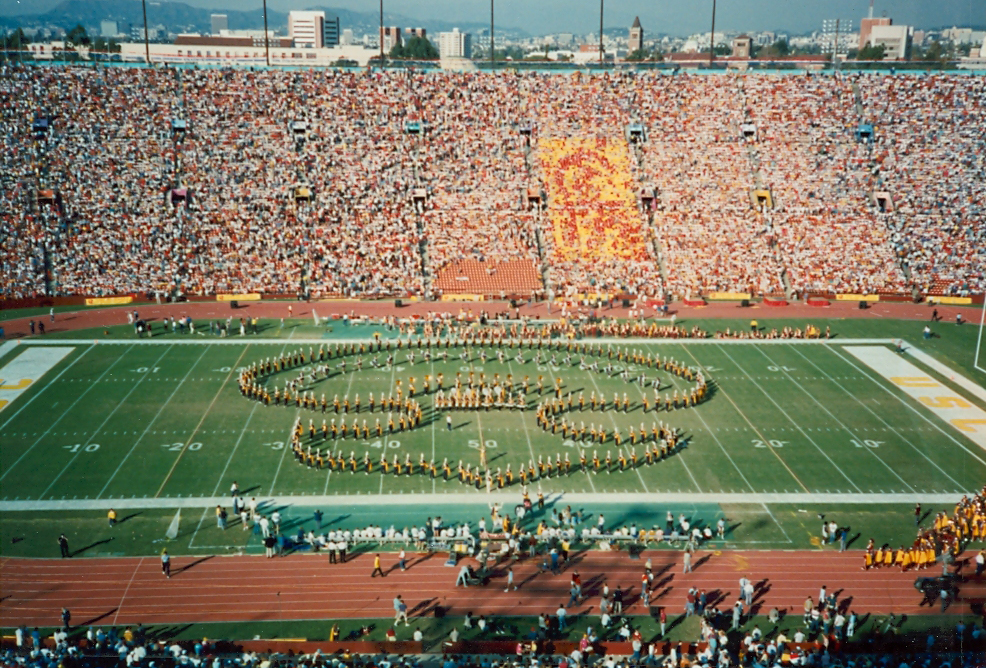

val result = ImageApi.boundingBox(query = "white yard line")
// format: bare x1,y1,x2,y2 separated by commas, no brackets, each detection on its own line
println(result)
752,345,916,493
787,345,965,490
677,345,808,494
0,344,93,432
268,407,300,497
40,346,173,499
379,356,399,495
582,363,658,493
0,346,107,481
716,343,864,493
0,490,965,511
825,344,986,468
429,356,437,494
507,359,538,466
154,346,252,498
673,347,792,541
98,345,209,498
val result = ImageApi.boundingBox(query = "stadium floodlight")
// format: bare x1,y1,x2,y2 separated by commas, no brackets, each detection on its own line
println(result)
821,18,853,68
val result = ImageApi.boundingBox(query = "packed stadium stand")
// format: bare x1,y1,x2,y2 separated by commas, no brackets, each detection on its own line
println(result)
2,67,984,302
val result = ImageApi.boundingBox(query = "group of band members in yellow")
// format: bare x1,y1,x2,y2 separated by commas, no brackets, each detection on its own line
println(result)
863,538,938,571
239,339,708,410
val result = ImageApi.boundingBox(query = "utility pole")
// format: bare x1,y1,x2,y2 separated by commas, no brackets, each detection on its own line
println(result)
262,0,270,66
141,0,151,64
379,0,384,62
490,0,495,71
599,0,604,64
709,0,716,66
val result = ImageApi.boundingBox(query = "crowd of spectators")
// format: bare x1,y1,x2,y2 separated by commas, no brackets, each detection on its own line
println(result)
636,75,783,298
3,66,982,302
859,75,986,296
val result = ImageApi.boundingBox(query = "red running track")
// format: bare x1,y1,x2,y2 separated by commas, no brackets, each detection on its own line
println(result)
2,551,983,628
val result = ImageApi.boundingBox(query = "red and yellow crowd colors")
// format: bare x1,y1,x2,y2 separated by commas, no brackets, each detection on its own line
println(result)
539,135,649,263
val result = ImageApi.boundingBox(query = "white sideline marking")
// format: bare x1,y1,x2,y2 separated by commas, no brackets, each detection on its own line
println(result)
0,491,970,512
900,341,986,405
20,337,900,346
0,346,75,412
0,340,20,359
843,345,986,452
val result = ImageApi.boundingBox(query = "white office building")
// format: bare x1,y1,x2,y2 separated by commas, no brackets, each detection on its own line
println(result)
439,28,471,59
288,11,325,48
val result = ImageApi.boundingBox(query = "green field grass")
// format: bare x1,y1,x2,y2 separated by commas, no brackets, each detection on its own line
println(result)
2,316,985,558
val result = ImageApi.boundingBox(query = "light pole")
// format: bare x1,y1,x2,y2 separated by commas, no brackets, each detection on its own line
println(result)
708,0,716,66
141,0,151,64
379,0,384,62
262,0,270,66
599,0,604,64
490,0,494,71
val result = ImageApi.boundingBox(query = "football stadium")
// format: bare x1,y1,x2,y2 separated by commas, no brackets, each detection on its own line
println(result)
1,39,986,668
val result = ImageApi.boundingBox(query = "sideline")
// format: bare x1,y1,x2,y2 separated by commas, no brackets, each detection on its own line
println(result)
0,491,968,512
18,337,899,346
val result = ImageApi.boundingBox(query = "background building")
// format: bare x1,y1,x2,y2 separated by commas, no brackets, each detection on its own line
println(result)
323,14,340,47
405,27,427,40
211,14,228,35
439,28,471,58
628,17,643,53
866,24,912,59
732,34,752,58
288,10,325,48
380,27,402,52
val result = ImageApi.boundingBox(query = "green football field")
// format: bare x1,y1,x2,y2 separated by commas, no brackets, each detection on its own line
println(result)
1,315,985,557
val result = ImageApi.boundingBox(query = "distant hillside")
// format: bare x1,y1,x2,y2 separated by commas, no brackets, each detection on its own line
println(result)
0,0,527,39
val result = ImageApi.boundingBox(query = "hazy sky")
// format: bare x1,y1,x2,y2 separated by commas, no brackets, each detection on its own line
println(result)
8,0,984,34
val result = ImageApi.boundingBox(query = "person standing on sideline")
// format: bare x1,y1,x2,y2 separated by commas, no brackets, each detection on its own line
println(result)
371,553,385,577
505,566,516,591
659,607,667,636
58,534,70,558
398,548,407,572
446,414,453,431
975,549,985,577
161,550,171,578
682,548,692,573
394,595,409,626
556,604,567,630
230,481,240,497
314,509,323,532
108,509,117,527
61,608,71,630
216,505,227,530
50,308,55,324
914,503,921,526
